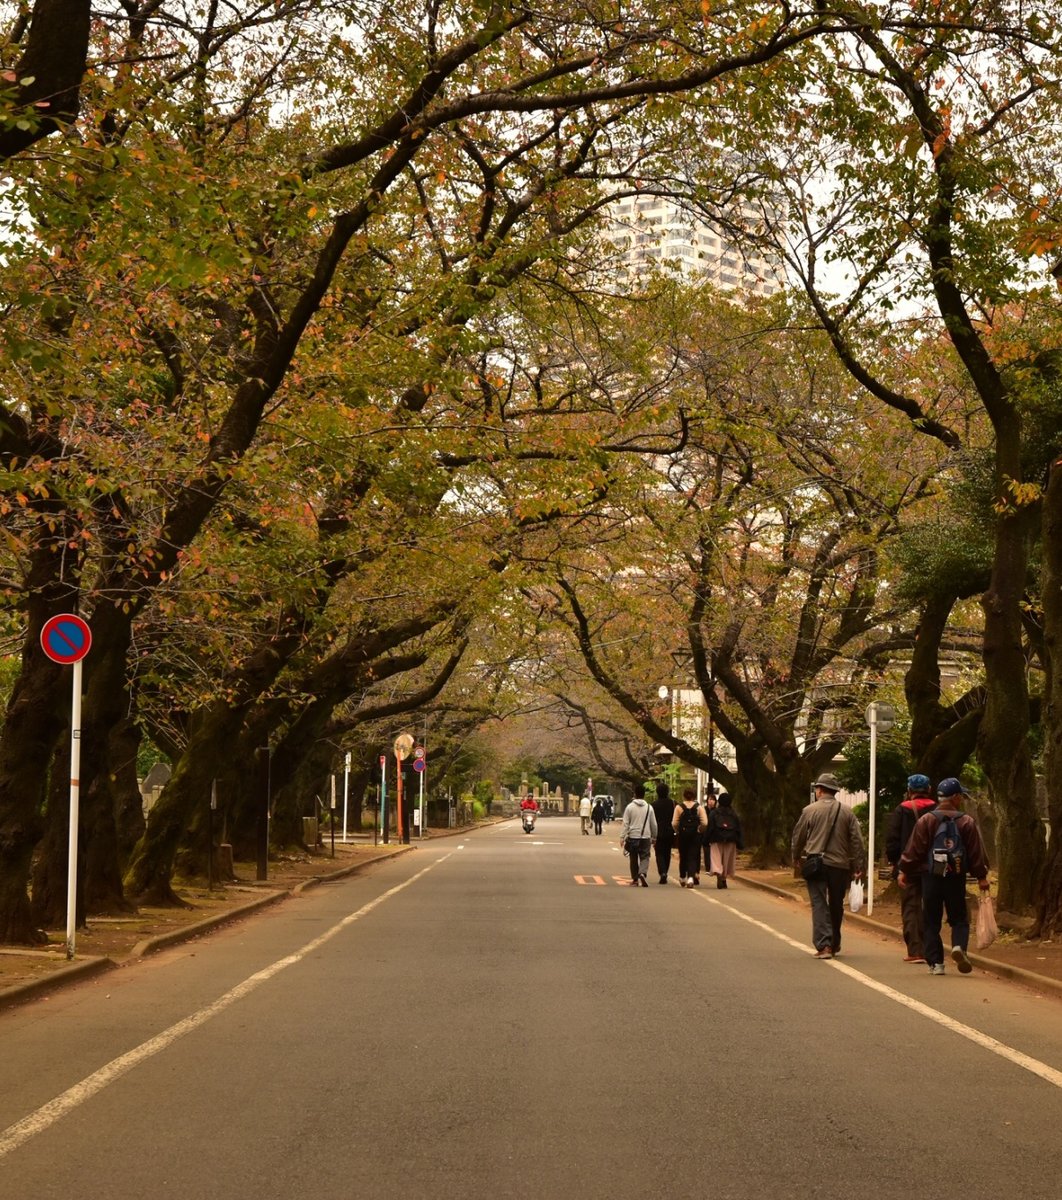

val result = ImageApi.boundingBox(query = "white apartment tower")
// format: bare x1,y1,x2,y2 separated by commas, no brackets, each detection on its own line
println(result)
605,193,783,297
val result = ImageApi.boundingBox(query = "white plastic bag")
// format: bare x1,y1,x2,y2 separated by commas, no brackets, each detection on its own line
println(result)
976,893,999,950
848,878,864,912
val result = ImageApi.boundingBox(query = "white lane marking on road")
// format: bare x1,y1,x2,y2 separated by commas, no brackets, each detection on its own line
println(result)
695,891,1062,1090
0,853,453,1160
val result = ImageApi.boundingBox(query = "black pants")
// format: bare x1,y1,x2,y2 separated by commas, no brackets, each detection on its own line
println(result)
654,835,673,879
922,872,971,965
677,832,701,880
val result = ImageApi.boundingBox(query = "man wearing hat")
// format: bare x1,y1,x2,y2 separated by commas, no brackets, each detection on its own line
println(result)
791,773,865,959
898,778,990,975
884,774,938,962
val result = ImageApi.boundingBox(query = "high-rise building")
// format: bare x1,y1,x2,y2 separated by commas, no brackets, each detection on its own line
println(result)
604,192,783,297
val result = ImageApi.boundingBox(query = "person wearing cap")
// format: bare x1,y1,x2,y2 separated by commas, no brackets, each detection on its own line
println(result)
791,773,865,959
884,774,938,962
898,778,990,975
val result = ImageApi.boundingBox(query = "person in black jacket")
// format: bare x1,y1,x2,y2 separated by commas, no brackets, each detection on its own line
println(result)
701,790,718,877
706,793,743,888
650,782,674,883
884,773,937,962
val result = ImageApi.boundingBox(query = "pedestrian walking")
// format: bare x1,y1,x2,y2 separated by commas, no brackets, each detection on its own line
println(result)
651,781,675,883
622,785,657,886
884,773,937,962
706,792,743,888
701,790,718,878
672,787,707,887
897,777,990,976
791,773,865,959
579,793,592,835
591,796,605,835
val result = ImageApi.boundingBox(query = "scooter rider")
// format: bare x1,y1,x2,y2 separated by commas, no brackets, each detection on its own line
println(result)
520,795,539,831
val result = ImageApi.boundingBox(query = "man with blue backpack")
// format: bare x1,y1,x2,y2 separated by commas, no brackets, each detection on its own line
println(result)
897,778,991,975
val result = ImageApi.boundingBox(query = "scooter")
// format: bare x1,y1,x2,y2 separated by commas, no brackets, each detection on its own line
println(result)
521,809,536,834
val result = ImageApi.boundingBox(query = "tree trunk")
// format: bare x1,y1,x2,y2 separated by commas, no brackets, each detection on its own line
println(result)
30,740,81,931
112,717,146,868
75,609,138,913
905,594,985,778
1036,453,1062,935
0,647,66,944
124,701,251,903
977,428,1044,912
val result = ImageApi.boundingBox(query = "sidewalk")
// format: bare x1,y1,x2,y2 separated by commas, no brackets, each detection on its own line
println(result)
0,823,492,1012
737,866,1062,1000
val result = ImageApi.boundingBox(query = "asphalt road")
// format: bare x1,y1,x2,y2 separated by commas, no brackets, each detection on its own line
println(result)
2,817,1062,1199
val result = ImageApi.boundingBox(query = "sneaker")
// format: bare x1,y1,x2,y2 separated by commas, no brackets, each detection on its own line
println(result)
814,948,833,959
951,945,973,974
639,874,649,887
930,963,945,975
679,878,688,888
658,876,668,884
718,878,728,889
903,955,926,963
691,876,700,886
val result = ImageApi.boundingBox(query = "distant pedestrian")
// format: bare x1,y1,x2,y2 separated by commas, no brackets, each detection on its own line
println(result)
885,774,937,962
605,797,615,823
579,793,592,835
707,793,743,889
672,787,707,887
898,778,990,976
701,790,718,877
791,773,865,959
591,797,606,835
622,786,657,886
651,781,675,883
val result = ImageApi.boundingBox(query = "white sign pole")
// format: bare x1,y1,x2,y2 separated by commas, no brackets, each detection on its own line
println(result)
419,754,426,840
867,706,878,916
342,751,351,842
66,660,83,960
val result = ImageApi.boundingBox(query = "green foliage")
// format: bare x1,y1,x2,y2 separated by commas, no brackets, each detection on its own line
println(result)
836,738,912,817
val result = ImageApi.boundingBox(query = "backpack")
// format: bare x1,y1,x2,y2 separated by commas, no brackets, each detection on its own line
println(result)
714,809,737,842
928,812,964,876
678,804,701,836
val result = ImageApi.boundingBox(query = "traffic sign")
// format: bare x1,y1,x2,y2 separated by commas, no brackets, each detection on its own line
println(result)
413,758,425,773
40,613,92,665
865,702,895,732
414,745,425,758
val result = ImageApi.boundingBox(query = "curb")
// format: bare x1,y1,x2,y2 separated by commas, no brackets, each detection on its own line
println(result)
735,873,1062,998
131,890,290,957
292,845,413,894
0,844,422,1012
0,954,115,1013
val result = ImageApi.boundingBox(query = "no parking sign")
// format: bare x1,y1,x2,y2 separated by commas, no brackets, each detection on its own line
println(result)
40,613,92,664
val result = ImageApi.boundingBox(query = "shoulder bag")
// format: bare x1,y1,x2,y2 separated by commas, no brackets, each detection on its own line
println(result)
801,801,842,881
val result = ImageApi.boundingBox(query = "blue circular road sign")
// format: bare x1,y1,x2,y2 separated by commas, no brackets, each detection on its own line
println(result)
40,613,92,664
